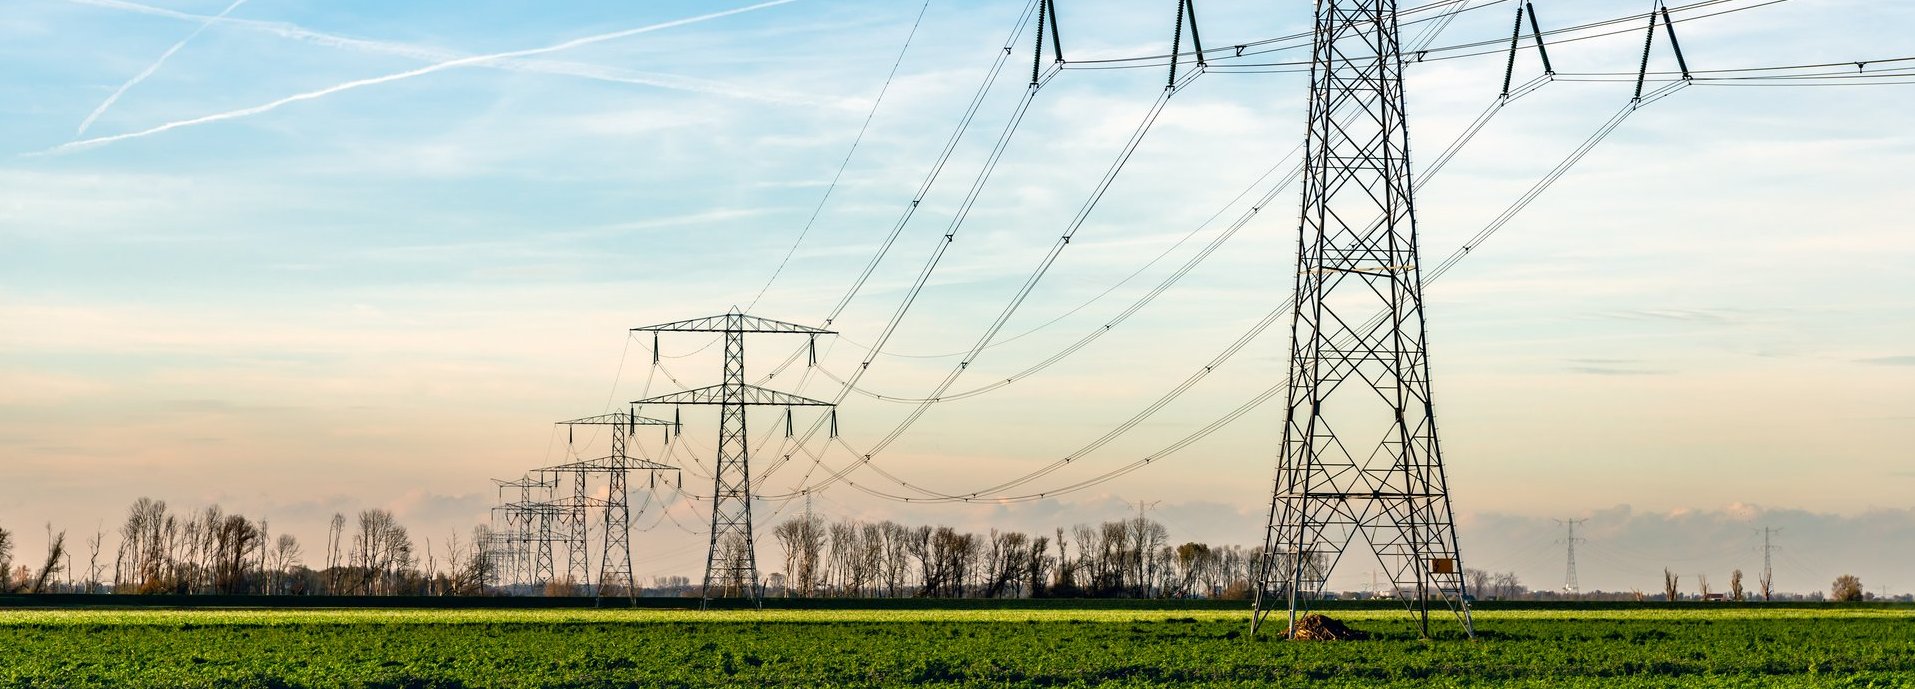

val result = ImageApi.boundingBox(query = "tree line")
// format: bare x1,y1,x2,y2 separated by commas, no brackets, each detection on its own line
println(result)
0,496,493,596
766,514,1261,599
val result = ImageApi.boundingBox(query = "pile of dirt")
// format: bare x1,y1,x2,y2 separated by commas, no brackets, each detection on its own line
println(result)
1287,613,1367,641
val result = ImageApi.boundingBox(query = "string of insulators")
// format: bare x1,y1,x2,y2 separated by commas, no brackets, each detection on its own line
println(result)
1526,2,1554,76
784,406,795,438
1634,7,1656,101
1168,0,1185,88
1658,5,1691,80
652,332,660,364
807,335,816,368
1046,0,1062,64
829,409,839,439
1502,6,1524,98
1166,0,1204,88
1031,0,1047,86
673,405,682,435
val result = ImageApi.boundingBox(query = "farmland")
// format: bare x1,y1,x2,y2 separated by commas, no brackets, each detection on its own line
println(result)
1,606,1912,687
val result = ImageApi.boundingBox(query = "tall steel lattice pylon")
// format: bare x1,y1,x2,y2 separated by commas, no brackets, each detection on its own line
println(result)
1251,0,1473,638
544,412,675,601
633,311,836,605
1558,518,1586,596
491,475,557,589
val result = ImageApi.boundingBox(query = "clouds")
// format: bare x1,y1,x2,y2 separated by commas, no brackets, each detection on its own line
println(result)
1464,503,1915,596
1859,356,1915,367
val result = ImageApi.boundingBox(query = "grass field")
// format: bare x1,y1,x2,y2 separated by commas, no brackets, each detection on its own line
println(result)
2,606,1912,687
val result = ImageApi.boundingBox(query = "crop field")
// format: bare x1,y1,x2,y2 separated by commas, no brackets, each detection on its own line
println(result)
1,606,1912,688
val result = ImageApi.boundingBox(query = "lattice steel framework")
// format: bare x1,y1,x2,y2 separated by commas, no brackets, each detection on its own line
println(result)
634,311,835,604
1252,0,1472,638
491,475,559,589
542,411,675,601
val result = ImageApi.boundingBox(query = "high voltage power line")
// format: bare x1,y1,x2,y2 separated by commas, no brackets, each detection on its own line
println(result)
508,0,1912,580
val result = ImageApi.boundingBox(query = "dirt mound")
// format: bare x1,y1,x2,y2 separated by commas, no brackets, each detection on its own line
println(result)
1287,613,1367,641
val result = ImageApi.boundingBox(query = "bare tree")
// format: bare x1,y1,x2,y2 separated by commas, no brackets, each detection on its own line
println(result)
351,509,412,595
266,534,302,594
1491,571,1524,600
0,525,13,592
1465,568,1493,600
31,526,67,594
1760,566,1774,602
326,513,345,594
1730,569,1745,602
1663,568,1681,602
86,528,105,594
1698,574,1712,599
1832,574,1865,602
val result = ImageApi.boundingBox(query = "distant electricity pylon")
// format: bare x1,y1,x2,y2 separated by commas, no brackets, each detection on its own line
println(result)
1760,526,1782,601
491,475,558,588
1252,0,1473,638
1557,518,1587,596
542,411,675,602
633,311,836,605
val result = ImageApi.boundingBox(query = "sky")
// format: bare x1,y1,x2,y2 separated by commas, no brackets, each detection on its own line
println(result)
1,0,1913,596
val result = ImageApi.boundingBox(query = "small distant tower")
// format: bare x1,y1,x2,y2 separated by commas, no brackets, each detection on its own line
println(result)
1558,518,1587,596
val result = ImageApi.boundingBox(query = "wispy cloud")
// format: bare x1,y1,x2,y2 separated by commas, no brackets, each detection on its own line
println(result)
1593,308,1739,324
43,0,800,154
75,0,251,136
1570,365,1673,376
1858,355,1915,366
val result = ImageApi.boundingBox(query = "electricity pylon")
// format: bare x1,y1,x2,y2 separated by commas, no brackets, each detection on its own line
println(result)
543,411,676,601
1252,0,1473,638
633,310,836,605
1557,518,1587,596
491,475,556,589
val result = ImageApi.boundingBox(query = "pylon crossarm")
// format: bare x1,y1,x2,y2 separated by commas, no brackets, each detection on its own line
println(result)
631,312,834,335
557,412,672,427
539,455,678,473
634,383,834,407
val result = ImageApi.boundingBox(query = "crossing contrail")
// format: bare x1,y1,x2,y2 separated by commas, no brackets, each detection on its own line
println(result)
60,0,843,108
46,0,797,154
76,0,252,136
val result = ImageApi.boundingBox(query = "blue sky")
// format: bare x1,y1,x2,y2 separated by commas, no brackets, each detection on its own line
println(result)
2,0,1913,594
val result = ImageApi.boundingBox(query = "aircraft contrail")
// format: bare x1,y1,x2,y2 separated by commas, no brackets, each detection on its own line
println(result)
46,0,798,154
76,0,252,136
61,0,844,108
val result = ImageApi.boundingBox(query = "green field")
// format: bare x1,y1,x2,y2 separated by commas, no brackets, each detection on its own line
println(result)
2,606,1912,687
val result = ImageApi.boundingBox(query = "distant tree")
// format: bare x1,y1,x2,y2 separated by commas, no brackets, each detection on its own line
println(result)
1698,574,1712,599
326,513,346,594
1730,569,1745,602
266,534,302,594
1760,567,1774,602
1172,543,1211,598
0,525,13,592
1492,571,1524,600
1832,574,1865,602
1663,569,1681,602
351,509,412,595
1464,568,1493,600
85,529,105,594
31,526,67,594
212,515,262,594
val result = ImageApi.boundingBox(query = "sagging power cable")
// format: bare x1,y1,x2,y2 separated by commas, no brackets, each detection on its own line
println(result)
828,82,1685,504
